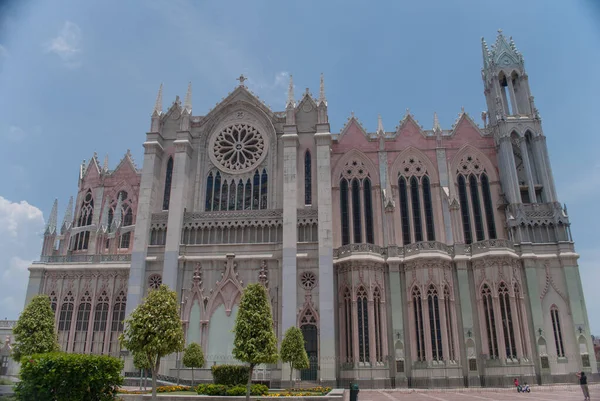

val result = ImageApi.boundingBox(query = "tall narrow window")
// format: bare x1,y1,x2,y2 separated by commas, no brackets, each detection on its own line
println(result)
92,294,109,354
410,176,423,242
305,151,312,205
244,179,252,210
373,287,383,363
212,172,221,211
458,175,472,244
551,306,565,357
422,175,435,241
344,288,353,363
162,157,173,211
399,177,411,245
444,286,456,361
260,169,268,209
109,293,126,356
363,178,374,244
73,296,91,353
236,180,244,210
412,287,426,361
351,179,362,243
220,180,229,211
58,294,74,351
252,171,260,209
357,287,370,363
50,292,57,314
205,172,214,211
340,179,350,245
498,282,516,358
482,284,499,358
428,285,443,361
481,174,497,239
74,190,94,251
469,175,485,241
228,179,236,210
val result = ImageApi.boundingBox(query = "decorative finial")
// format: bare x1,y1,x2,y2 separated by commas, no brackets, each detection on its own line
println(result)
433,112,441,133
62,196,74,229
405,108,410,116
461,106,465,114
498,28,503,34
351,111,355,118
377,114,384,135
184,81,192,112
286,74,295,108
103,154,109,172
237,74,247,87
318,73,326,105
153,83,163,115
46,199,58,234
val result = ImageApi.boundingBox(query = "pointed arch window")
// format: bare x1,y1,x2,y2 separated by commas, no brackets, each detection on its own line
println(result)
551,306,565,357
73,190,93,251
398,177,411,245
498,282,516,358
162,157,173,211
356,287,370,363
444,286,456,361
58,293,75,351
252,171,260,209
244,179,252,210
340,179,350,245
220,180,229,211
343,288,353,363
469,175,485,242
422,176,435,241
236,180,244,210
109,292,126,356
92,293,109,354
373,287,383,363
50,292,57,314
212,172,221,211
412,287,426,361
410,176,423,242
260,169,268,209
458,175,472,244
73,295,91,353
363,178,374,244
481,174,497,239
428,285,443,360
228,179,236,210
305,151,312,206
482,284,499,358
351,179,362,243
205,172,214,211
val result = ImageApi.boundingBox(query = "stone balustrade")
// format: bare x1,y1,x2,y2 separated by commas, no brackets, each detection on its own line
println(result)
36,254,132,264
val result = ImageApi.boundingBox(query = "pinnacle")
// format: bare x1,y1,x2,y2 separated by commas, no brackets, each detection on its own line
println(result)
153,83,163,115
286,74,295,108
184,81,192,112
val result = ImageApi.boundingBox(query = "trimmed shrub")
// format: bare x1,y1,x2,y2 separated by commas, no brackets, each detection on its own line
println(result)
226,386,247,396
196,383,268,396
211,364,250,386
15,352,123,401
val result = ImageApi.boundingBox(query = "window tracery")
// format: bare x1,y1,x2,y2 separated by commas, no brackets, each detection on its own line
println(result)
210,123,267,174
148,274,162,289
73,292,92,353
205,169,268,211
356,286,370,363
343,288,353,363
412,286,426,361
92,292,109,354
163,157,173,211
481,284,499,358
73,190,94,251
373,287,384,363
551,305,565,357
300,271,317,290
339,160,374,245
427,285,443,361
109,292,126,356
58,292,75,351
498,282,516,358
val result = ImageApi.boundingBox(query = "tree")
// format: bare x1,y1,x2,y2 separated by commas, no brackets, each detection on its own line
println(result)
233,283,278,401
182,342,205,386
11,294,59,361
133,351,152,391
280,326,309,387
120,285,184,400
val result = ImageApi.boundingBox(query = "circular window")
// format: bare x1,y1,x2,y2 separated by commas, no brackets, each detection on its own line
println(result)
300,271,317,290
209,123,267,174
148,274,162,290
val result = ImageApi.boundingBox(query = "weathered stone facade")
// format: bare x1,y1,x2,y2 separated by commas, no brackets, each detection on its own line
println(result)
25,31,596,387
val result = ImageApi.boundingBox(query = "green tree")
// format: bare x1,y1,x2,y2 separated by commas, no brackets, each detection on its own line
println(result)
120,285,185,400
11,294,59,361
132,351,152,391
182,342,205,386
280,326,309,387
232,283,278,401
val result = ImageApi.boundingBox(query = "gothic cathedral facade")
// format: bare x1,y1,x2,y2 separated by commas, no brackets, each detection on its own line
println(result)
26,31,596,387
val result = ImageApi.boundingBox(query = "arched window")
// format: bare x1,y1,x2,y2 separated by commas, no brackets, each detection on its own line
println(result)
73,294,91,353
58,292,75,351
481,174,497,239
412,287,425,361
469,175,485,242
458,175,472,244
356,287,370,363
351,179,362,243
498,282,516,358
444,286,456,361
228,179,236,210
252,171,260,209
49,292,57,314
236,180,244,210
422,176,435,241
109,292,127,356
343,288,353,363
260,169,268,209
340,179,350,245
428,285,443,361
73,190,94,251
410,176,423,242
205,172,214,211
162,157,173,211
220,180,229,211
398,176,411,245
305,151,312,206
373,287,383,363
482,284,499,358
92,292,109,354
551,306,565,357
363,178,374,244
212,172,221,211
244,178,252,210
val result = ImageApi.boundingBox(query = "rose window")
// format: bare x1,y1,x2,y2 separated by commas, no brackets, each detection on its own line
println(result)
210,123,267,174
148,274,162,290
300,271,317,290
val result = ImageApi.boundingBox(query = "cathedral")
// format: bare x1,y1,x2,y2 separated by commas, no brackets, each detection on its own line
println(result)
25,30,597,388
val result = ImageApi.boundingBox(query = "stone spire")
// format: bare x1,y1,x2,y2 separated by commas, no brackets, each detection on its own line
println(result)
377,114,385,136
433,112,442,133
103,154,109,173
153,83,163,116
111,193,122,232
61,196,73,231
45,199,58,235
318,73,326,106
183,82,192,113
286,74,295,108
481,37,491,70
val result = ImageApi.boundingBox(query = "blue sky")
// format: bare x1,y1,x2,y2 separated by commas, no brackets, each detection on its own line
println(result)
0,0,599,333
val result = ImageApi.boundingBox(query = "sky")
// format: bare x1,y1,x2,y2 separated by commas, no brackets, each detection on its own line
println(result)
0,0,599,332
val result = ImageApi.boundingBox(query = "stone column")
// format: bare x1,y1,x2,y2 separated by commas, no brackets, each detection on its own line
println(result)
498,136,521,204
387,262,404,379
455,259,476,376
519,138,537,203
438,294,450,362
281,130,298,385
510,296,524,359
163,132,193,289
493,296,506,360
533,136,557,202
315,130,336,384
507,78,519,115
125,133,164,316
422,296,433,362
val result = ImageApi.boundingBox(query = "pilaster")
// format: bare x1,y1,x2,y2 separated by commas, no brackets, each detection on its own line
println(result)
454,258,476,377
497,135,521,204
163,131,193,289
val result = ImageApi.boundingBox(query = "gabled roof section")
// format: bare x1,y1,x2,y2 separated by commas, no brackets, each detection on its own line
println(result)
482,29,524,77
112,149,140,174
448,109,486,138
296,88,318,114
81,153,101,180
202,84,275,123
336,113,368,142
161,96,183,122
395,110,426,138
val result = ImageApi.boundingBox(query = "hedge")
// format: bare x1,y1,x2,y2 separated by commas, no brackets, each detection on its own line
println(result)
210,364,251,386
196,383,269,396
15,352,123,401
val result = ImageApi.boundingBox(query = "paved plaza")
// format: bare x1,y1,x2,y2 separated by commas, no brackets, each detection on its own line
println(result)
358,385,599,401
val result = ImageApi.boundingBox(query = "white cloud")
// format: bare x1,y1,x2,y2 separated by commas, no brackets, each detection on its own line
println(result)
0,196,44,319
44,21,82,68
3,125,26,142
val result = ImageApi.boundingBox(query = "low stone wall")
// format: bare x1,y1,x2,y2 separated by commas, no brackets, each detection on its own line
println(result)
118,390,345,401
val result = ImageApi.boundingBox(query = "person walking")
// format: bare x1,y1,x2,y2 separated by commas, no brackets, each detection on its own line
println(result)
576,371,590,401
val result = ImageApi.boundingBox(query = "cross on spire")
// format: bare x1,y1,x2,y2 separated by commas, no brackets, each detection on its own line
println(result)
237,74,247,86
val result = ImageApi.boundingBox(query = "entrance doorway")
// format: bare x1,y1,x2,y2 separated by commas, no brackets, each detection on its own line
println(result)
300,324,318,381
